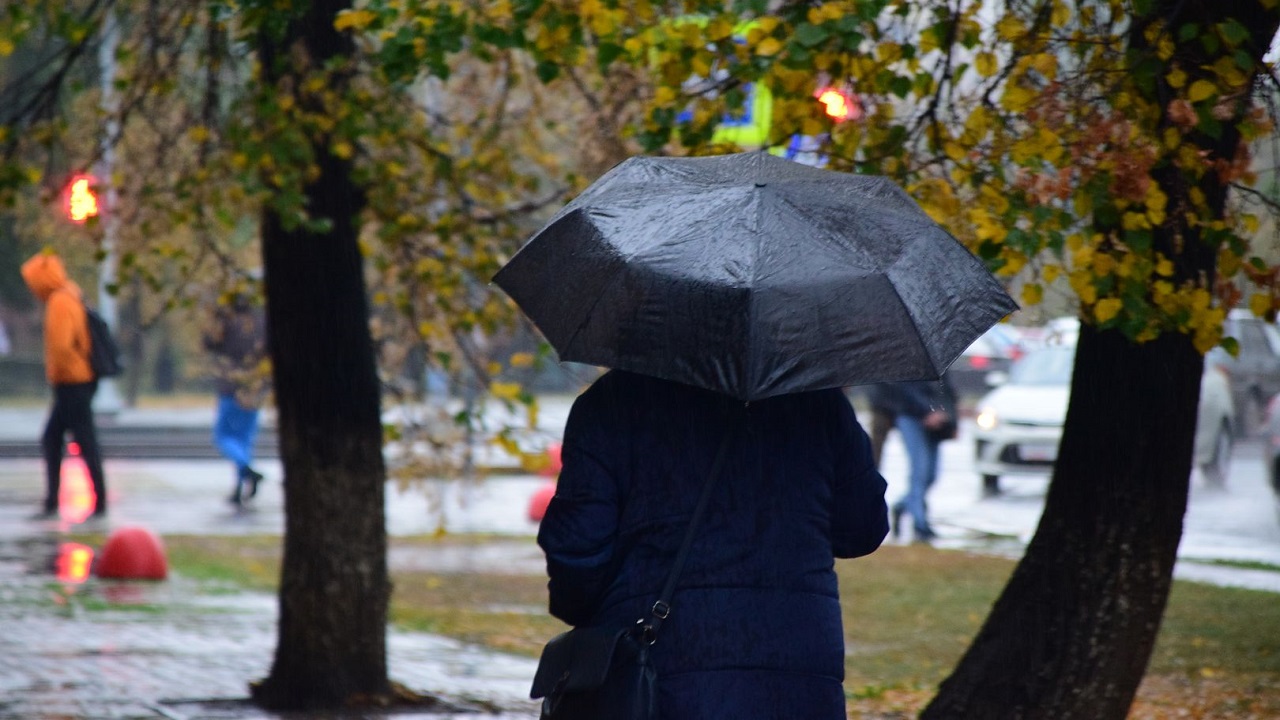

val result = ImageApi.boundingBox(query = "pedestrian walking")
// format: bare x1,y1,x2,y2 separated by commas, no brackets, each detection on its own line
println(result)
21,250,108,520
203,281,270,507
863,383,897,469
880,376,958,544
537,370,888,719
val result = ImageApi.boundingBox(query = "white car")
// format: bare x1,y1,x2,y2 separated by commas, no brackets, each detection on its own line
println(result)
974,345,1235,495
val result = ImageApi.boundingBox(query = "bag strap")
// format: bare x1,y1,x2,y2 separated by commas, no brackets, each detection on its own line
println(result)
639,414,741,643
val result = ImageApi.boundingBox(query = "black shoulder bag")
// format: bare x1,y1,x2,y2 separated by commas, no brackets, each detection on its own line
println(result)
530,425,738,720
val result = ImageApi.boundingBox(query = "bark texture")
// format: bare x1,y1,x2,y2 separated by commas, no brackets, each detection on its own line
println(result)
925,2,1279,717
923,326,1199,719
249,0,391,709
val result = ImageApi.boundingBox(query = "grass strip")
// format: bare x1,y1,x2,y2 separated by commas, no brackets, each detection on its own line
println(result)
152,534,1280,718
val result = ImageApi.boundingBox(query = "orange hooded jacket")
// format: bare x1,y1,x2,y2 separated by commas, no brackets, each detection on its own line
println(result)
21,252,94,385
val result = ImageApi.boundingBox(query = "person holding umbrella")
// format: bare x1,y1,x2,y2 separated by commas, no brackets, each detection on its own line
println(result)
497,152,1015,719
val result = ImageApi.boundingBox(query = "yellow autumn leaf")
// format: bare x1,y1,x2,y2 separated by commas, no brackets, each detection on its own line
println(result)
1002,85,1035,112
1021,283,1043,306
1188,79,1217,103
334,9,376,32
1043,264,1061,284
1250,293,1272,318
755,37,784,57
1166,66,1187,89
490,381,522,401
1030,53,1058,79
1050,0,1071,27
1094,298,1123,324
1156,257,1174,276
974,51,998,77
995,15,1025,41
510,352,535,368
0,38,13,57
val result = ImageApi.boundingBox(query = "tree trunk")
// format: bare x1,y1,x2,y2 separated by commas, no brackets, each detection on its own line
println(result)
925,2,1279,717
923,326,1199,719
249,0,391,709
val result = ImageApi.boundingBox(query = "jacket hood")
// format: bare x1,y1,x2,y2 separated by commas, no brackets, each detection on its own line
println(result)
21,252,76,302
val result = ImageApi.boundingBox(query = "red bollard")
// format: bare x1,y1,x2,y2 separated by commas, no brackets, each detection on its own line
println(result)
540,442,563,477
528,443,563,522
96,526,168,580
528,480,557,523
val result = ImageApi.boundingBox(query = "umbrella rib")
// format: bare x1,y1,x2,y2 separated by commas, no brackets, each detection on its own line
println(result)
746,180,768,399
883,268,947,379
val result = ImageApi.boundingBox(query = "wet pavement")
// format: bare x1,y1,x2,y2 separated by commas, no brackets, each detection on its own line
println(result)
3,398,1279,719
0,402,555,720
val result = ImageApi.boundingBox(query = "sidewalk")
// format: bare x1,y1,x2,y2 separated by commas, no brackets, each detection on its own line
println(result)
0,455,545,720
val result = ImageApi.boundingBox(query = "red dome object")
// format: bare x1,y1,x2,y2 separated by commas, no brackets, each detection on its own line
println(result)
528,480,557,522
539,442,564,478
96,526,168,580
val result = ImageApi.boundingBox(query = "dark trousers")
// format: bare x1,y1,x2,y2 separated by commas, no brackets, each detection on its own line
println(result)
869,408,895,469
41,381,107,514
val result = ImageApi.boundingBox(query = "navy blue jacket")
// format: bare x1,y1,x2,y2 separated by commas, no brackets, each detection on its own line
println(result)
538,371,888,719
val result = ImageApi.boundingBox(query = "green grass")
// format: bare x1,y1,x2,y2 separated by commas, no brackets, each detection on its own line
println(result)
146,533,1280,718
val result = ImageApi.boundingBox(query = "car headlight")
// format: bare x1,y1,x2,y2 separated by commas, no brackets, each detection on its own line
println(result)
976,408,999,430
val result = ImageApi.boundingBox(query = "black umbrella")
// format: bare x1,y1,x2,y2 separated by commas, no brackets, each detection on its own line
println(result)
493,152,1017,401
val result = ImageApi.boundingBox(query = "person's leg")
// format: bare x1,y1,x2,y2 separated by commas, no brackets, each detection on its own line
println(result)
239,406,263,497
895,415,938,540
214,394,263,503
38,388,71,515
62,382,107,515
869,409,893,469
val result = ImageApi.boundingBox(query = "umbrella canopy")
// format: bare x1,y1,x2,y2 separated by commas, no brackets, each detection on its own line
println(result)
494,152,1018,401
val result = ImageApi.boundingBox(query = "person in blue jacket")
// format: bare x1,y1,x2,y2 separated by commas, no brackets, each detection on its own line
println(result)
878,377,958,543
537,370,889,720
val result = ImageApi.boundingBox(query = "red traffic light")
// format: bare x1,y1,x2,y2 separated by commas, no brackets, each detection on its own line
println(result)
64,173,100,223
815,87,860,123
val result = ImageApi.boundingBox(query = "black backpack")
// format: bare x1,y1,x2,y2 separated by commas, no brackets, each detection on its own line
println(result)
84,303,123,378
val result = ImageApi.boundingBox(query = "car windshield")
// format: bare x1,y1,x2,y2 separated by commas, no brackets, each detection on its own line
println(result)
1008,347,1074,386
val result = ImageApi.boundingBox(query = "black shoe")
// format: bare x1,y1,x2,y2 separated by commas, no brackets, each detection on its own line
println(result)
228,492,244,508
914,527,938,544
890,506,903,539
241,468,264,499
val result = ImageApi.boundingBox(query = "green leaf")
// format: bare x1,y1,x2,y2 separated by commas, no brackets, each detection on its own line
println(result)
1221,336,1239,357
535,61,560,83
890,75,912,99
794,22,829,48
597,41,624,70
1217,19,1249,47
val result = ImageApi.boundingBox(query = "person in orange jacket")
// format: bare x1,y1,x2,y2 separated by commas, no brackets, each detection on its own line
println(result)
21,250,108,520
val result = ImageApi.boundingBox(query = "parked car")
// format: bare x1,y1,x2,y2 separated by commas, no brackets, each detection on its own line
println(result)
973,345,1235,495
1218,308,1280,437
951,324,1028,398
1263,394,1280,523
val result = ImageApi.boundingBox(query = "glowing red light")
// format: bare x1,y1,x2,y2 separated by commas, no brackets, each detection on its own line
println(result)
64,174,99,224
58,442,97,524
969,355,991,370
815,88,859,123
56,543,95,583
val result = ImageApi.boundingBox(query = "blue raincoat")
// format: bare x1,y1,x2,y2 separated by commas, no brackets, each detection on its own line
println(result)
538,370,888,719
